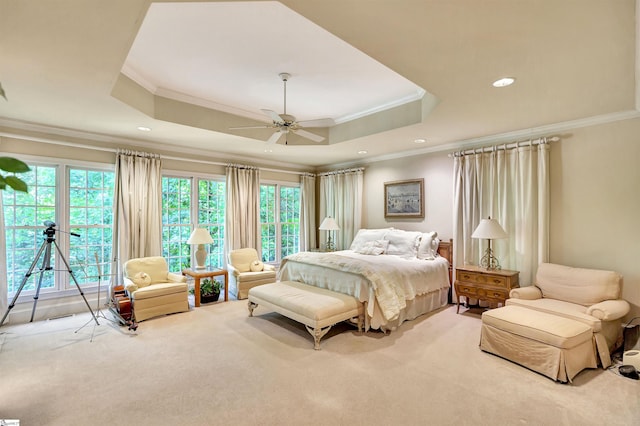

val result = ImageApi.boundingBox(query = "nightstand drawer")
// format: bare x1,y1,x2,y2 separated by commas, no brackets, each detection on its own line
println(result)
456,284,477,296
458,271,507,288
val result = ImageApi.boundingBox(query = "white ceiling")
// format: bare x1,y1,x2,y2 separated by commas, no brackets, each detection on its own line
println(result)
0,0,638,170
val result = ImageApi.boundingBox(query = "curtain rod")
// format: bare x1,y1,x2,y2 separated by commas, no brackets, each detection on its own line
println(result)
448,136,560,158
317,167,365,176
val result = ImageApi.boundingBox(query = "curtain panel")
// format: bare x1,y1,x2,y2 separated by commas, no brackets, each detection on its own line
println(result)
225,164,260,255
319,168,364,250
453,143,549,286
111,150,163,276
299,173,316,251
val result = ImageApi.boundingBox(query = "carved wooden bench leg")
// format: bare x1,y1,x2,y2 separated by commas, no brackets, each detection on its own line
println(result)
305,325,332,350
248,300,258,316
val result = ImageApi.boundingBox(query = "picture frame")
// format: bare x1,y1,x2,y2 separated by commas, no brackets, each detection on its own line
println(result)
384,178,424,218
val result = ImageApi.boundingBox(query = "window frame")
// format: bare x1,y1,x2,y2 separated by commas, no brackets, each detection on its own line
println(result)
260,180,301,264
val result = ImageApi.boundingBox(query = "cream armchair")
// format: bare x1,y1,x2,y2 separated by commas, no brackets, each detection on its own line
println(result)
507,262,630,368
123,256,189,321
227,248,276,299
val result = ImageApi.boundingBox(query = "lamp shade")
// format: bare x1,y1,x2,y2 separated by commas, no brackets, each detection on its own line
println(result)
187,228,214,245
319,217,340,231
471,218,508,240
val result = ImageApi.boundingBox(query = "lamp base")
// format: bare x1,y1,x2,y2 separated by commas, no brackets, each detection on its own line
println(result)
195,245,207,269
479,247,501,270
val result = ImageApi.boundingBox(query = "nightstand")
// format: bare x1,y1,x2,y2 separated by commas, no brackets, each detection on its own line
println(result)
454,265,519,313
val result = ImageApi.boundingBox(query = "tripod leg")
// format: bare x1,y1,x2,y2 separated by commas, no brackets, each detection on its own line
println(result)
53,241,99,326
30,242,52,322
0,239,48,327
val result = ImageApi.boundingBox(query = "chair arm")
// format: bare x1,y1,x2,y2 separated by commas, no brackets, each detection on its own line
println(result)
264,264,276,272
123,277,138,293
509,286,542,300
227,264,241,277
167,272,187,283
586,299,630,321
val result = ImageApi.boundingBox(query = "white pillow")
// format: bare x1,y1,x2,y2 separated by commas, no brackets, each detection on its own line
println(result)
132,271,151,287
355,239,389,256
384,229,421,258
417,231,439,260
349,228,392,252
250,260,264,272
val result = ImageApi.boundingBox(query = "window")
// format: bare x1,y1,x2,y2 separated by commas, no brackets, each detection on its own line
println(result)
68,168,114,286
3,162,114,298
162,176,226,271
260,183,300,263
162,176,192,272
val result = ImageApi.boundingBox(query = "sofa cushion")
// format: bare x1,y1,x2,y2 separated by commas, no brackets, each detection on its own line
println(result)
505,298,602,331
536,263,621,306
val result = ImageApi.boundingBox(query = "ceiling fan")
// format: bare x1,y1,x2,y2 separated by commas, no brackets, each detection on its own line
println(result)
230,73,334,145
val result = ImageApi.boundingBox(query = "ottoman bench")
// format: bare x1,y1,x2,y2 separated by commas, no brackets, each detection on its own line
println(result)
480,305,597,382
248,281,364,350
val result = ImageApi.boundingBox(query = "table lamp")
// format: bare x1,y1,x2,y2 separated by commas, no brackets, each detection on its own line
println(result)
187,227,214,269
471,217,508,270
319,217,340,251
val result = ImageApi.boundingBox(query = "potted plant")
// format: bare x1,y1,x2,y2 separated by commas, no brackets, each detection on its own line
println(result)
199,278,221,304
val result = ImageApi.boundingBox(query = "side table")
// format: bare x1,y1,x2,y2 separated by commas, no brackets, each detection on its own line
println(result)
182,268,229,307
454,265,519,313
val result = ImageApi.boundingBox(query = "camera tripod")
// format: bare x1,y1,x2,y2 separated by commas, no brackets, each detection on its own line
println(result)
0,221,99,328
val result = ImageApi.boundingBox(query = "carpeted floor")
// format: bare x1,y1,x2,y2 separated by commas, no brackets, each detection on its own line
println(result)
0,300,638,426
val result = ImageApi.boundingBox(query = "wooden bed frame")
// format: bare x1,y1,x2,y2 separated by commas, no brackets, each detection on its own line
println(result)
436,238,454,303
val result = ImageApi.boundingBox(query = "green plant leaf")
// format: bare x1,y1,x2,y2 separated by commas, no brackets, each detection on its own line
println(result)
4,175,28,192
0,157,31,173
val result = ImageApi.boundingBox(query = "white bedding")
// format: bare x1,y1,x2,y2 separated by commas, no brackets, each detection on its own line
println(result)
278,250,450,329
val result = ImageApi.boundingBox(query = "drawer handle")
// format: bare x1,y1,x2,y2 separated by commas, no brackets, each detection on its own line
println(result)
492,279,502,284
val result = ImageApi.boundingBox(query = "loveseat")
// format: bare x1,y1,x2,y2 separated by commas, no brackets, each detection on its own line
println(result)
506,262,630,368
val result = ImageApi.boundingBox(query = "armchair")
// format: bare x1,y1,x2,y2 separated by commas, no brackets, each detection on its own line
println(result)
227,248,276,299
123,256,189,321
506,262,630,367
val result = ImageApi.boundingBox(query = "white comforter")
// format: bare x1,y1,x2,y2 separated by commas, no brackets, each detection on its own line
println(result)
279,250,450,323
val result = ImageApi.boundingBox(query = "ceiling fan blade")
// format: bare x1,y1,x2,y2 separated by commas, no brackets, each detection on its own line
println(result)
261,109,285,124
266,131,283,145
297,118,335,128
293,128,325,142
229,125,271,130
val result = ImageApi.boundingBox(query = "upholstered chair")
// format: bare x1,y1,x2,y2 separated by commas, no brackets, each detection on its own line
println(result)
122,256,189,321
227,248,276,299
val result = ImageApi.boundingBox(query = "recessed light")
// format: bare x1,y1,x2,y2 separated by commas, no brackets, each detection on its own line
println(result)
414,138,427,144
358,150,368,155
492,77,515,88
137,126,152,132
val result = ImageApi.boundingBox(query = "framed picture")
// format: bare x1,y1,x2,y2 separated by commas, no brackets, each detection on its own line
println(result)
384,178,424,218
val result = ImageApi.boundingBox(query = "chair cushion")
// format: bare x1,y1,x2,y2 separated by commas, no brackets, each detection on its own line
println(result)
237,270,276,283
482,305,593,349
229,248,259,273
536,263,621,306
505,297,602,331
132,282,189,300
124,257,169,284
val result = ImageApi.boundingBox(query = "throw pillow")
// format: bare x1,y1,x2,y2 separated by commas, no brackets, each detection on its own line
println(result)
250,260,264,272
132,271,151,287
417,231,439,260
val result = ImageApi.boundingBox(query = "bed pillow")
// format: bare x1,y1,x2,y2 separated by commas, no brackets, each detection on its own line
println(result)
349,228,392,252
354,239,389,255
417,231,439,260
384,229,421,258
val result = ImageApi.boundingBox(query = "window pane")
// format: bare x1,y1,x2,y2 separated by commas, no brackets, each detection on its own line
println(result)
162,176,192,270
197,179,225,268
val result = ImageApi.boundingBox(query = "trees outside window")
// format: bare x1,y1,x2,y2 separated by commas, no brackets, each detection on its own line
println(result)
2,162,114,297
162,175,226,272
260,183,300,263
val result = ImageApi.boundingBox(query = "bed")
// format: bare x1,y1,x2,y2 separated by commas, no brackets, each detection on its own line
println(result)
278,228,452,331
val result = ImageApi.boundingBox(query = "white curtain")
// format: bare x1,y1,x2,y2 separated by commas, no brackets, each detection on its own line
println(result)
319,168,364,250
111,150,163,276
299,173,316,251
225,164,260,254
0,194,6,314
453,142,549,286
